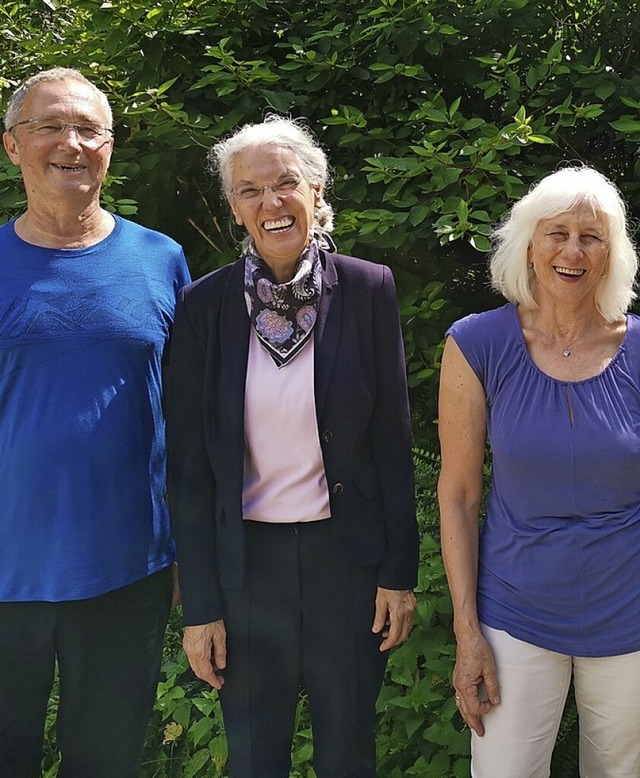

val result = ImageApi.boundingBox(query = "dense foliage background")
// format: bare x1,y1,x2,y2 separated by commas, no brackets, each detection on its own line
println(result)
2,0,639,775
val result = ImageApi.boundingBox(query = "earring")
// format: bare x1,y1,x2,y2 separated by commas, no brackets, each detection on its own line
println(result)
527,262,533,269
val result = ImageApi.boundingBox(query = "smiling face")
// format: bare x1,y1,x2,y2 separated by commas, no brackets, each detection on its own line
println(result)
2,78,113,209
227,144,321,282
528,203,610,308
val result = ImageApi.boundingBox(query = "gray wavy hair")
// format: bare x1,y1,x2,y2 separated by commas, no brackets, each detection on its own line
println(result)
490,166,637,321
4,67,113,132
208,115,334,235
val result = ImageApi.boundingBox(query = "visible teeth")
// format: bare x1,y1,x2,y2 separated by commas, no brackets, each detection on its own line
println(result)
556,266,584,276
264,217,293,231
55,164,83,171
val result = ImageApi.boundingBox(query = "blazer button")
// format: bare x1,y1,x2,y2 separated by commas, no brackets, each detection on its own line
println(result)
331,482,344,495
322,429,333,443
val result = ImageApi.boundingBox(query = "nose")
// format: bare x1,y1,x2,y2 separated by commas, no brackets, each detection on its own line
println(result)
261,186,283,208
564,236,583,256
57,125,83,150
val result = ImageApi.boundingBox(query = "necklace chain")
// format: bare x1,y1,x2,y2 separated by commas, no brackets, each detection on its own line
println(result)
531,314,594,357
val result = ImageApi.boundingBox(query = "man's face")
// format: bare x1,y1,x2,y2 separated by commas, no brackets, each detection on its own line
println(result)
2,78,114,205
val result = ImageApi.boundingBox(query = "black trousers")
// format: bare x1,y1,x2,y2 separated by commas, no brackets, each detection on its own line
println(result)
0,567,172,778
220,519,388,778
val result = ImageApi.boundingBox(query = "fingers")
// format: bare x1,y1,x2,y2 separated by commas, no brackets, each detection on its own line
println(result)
453,670,501,736
373,588,416,651
482,666,501,706
211,626,227,672
378,608,412,651
371,599,388,636
183,621,227,691
378,618,400,652
451,630,501,735
186,651,224,690
454,688,488,736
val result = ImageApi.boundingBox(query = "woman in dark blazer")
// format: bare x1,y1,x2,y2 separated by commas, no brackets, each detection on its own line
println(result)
167,115,418,778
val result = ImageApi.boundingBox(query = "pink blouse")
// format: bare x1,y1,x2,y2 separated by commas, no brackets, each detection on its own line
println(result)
242,329,330,522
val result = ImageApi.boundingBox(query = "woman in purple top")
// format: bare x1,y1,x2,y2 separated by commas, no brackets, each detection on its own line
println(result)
438,166,640,777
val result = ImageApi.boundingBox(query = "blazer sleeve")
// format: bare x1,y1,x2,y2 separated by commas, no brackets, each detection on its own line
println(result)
371,266,419,589
167,290,224,624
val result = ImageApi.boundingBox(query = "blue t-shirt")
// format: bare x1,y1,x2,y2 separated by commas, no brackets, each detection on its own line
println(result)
0,215,190,601
449,303,640,657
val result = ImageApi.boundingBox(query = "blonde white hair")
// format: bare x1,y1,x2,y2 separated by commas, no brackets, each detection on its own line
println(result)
490,166,637,321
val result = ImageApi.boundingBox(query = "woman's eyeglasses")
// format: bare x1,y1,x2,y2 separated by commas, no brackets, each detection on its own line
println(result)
232,176,302,203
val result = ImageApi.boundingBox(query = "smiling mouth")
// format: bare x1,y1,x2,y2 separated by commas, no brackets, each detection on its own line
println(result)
263,217,294,233
555,266,585,277
52,163,85,172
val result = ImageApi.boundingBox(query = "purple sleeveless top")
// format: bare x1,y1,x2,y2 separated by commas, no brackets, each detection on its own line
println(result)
448,303,640,657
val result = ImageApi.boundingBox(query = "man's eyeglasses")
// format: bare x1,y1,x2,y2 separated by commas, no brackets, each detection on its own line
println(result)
7,118,114,145
232,176,302,203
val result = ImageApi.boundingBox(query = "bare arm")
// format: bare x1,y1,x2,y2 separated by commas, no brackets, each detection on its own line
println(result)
438,336,500,736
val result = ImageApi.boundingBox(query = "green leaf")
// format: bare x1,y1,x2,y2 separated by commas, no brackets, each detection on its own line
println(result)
145,7,163,21
470,234,491,252
456,199,468,222
422,108,448,123
260,89,295,112
576,104,604,119
188,716,214,747
527,134,554,144
410,204,430,226
183,749,211,778
595,80,616,100
471,184,496,201
610,118,640,134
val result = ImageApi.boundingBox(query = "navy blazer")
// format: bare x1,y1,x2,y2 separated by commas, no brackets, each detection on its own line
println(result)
167,250,418,625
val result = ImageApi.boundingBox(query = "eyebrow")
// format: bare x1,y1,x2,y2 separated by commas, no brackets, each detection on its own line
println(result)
35,114,107,124
235,172,298,186
545,222,606,235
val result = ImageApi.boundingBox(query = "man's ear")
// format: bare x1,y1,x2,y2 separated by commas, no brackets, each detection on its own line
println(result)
3,132,20,166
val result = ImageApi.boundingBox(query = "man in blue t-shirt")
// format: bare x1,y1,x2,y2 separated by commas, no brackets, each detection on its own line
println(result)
0,68,190,777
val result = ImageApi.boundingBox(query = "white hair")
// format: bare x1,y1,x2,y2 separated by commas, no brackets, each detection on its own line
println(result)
490,166,637,321
208,115,334,235
4,67,113,131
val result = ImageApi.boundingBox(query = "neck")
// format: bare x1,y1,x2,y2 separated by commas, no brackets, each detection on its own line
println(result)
264,258,299,284
530,301,597,339
15,202,114,249
527,302,599,358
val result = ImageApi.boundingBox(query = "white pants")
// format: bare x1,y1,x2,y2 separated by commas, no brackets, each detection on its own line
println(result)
471,625,640,778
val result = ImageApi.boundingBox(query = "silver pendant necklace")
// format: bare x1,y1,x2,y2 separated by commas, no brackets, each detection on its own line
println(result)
531,314,594,357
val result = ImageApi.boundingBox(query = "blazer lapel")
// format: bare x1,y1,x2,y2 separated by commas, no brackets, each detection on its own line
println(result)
314,251,341,419
219,261,250,493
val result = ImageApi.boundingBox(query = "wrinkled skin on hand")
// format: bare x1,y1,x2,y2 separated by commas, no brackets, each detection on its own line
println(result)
372,587,416,651
183,620,227,691
453,630,501,736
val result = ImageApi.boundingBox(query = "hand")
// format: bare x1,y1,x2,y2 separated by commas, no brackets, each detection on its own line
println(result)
183,620,227,690
170,563,181,609
372,587,416,651
453,630,500,736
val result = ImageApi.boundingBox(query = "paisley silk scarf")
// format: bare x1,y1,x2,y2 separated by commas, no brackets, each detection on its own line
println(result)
243,238,323,368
